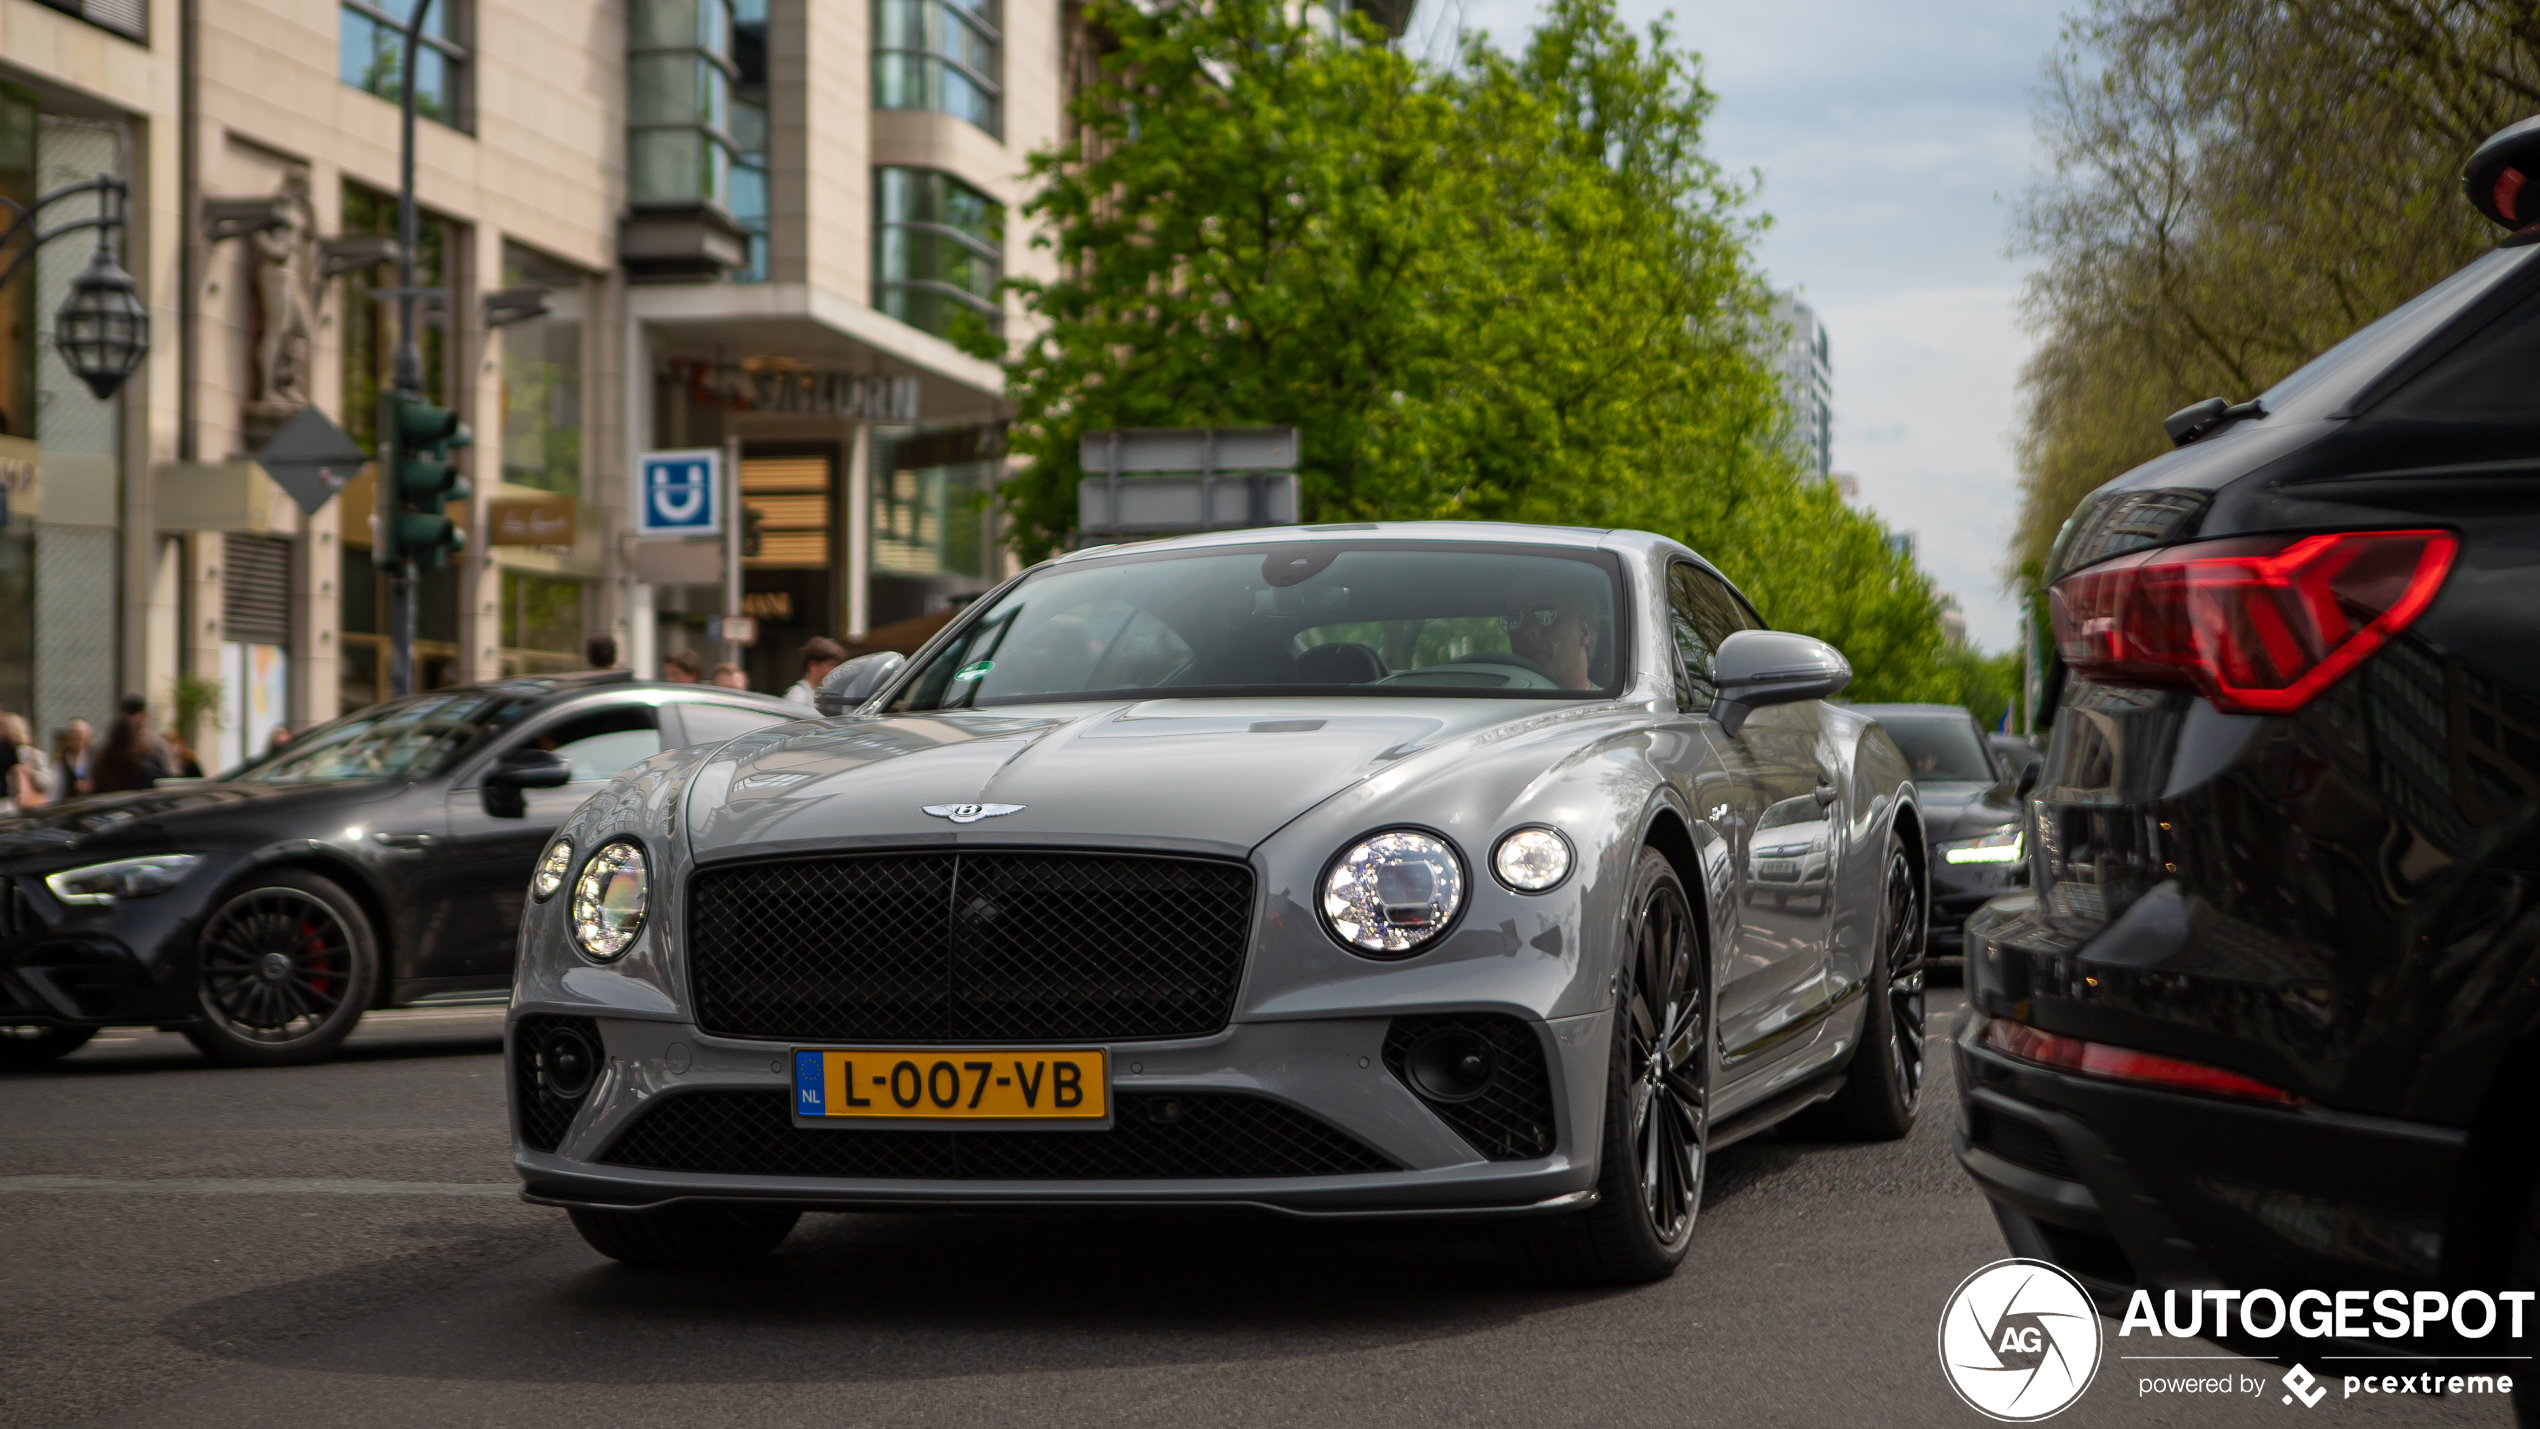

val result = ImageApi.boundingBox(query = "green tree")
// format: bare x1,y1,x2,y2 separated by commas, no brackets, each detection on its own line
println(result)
998,0,1972,701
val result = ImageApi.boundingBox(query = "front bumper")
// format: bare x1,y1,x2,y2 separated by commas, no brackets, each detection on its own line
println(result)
1953,1013,2466,1305
512,1008,1609,1216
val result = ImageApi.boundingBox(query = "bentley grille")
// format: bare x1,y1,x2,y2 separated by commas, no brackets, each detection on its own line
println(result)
686,851,1255,1043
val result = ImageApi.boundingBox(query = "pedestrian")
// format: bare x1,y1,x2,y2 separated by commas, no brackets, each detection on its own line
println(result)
88,699,169,793
783,636,847,709
4,714,49,811
710,662,749,690
52,719,91,800
266,725,294,756
585,634,619,669
662,648,703,684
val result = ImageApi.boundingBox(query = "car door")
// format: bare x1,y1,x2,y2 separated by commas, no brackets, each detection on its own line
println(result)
1666,562,1837,1066
425,697,667,983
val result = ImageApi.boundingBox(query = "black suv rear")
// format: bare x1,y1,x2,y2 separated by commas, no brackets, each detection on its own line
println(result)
1956,118,2540,1383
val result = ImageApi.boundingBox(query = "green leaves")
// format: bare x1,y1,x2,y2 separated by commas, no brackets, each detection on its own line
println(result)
996,0,1975,701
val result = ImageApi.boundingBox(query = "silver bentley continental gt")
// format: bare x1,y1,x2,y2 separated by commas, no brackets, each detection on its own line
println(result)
509,523,1928,1284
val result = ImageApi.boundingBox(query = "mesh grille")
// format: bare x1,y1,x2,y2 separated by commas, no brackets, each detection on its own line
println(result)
512,1015,595,1154
1383,1014,1558,1162
1974,1106,2080,1182
599,1089,1397,1180
688,851,1254,1042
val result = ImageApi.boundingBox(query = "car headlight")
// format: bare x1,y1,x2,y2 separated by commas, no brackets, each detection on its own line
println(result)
1939,827,2024,865
1491,827,1573,892
532,839,573,901
570,840,648,959
45,854,203,905
1322,830,1464,956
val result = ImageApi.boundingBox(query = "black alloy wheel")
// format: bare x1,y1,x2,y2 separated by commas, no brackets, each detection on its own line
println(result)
1791,834,1925,1141
1502,848,1708,1286
183,869,376,1067
0,1025,97,1071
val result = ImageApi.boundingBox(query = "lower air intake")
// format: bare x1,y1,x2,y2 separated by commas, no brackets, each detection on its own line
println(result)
1383,1013,1558,1161
598,1090,1398,1180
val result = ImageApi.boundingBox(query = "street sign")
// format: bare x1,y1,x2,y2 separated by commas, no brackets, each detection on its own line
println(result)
706,614,757,646
254,404,370,516
489,499,576,546
638,448,721,536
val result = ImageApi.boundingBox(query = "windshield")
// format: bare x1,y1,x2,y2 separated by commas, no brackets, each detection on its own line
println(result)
890,543,1627,711
226,690,539,784
1880,716,1997,783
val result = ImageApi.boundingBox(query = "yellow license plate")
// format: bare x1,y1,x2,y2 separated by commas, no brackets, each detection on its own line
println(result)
792,1048,1109,1120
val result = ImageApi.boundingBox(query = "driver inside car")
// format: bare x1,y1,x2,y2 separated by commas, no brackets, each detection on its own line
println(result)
1503,569,1603,691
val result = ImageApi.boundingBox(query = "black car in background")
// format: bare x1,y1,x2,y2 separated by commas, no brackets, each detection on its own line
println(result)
1957,118,2540,1388
1852,703,2024,958
0,674,800,1068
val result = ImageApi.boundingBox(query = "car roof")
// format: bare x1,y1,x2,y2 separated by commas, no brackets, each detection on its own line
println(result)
368,673,799,714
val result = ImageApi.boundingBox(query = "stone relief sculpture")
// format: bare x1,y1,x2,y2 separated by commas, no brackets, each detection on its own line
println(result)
248,177,318,416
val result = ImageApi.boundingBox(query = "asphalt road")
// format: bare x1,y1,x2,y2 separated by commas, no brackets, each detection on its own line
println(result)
0,995,2507,1429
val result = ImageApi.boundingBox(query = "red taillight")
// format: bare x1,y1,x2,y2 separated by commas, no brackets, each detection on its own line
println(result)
1982,1019,2303,1105
2048,529,2455,715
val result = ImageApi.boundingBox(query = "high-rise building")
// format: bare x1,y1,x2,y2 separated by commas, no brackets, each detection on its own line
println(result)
1769,291,1832,479
0,0,1075,754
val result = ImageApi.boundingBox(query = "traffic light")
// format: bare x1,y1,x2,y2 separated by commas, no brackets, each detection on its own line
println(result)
375,390,473,571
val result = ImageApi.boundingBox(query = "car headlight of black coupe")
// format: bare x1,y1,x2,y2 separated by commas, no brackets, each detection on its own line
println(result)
44,853,203,905
1322,830,1464,956
569,840,648,960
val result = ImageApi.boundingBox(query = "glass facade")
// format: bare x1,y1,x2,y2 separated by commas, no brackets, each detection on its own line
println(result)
0,87,33,442
874,168,1002,341
628,0,738,213
729,0,769,281
874,0,1001,138
499,245,584,497
339,0,467,128
500,569,584,676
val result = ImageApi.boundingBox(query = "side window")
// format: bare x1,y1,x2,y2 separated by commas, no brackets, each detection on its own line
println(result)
531,705,662,783
1667,563,1752,705
675,701,797,750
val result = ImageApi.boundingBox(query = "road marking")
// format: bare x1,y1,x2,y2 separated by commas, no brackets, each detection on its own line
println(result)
0,1176,517,1198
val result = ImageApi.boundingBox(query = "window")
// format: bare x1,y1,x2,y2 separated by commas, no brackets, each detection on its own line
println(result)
1878,716,1997,784
628,0,738,212
874,0,1001,138
339,0,468,128
1666,562,1756,706
499,570,585,677
532,706,662,784
498,245,585,497
729,0,770,281
874,168,1002,341
35,0,145,42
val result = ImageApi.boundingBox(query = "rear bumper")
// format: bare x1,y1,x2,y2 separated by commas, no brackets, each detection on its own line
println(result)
1953,1013,2466,1306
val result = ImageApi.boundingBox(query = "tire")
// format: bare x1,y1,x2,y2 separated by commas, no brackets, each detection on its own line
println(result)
181,869,377,1067
1503,849,1708,1287
1787,834,1925,1141
569,1204,802,1267
0,1025,97,1070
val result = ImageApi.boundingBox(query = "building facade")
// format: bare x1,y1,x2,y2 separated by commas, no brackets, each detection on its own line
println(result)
0,0,1049,763
1769,290,1831,480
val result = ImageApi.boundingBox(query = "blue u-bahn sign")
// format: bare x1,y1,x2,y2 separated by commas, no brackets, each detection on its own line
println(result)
637,449,722,537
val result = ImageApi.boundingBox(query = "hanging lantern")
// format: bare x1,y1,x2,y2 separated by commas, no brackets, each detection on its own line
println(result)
53,247,150,401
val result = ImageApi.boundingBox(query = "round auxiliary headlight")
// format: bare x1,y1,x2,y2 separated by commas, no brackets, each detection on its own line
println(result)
532,839,573,901
1322,831,1465,956
570,841,648,960
1492,827,1573,892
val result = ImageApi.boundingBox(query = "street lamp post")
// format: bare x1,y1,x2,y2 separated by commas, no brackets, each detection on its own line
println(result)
0,175,149,403
384,0,437,699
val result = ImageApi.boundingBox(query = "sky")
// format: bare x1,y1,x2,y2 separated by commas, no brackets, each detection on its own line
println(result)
1414,0,2074,651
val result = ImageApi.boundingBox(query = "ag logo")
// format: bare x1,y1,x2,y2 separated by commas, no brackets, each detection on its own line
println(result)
1938,1258,2103,1421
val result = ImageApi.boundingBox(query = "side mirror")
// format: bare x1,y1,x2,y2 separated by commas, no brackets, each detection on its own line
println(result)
481,747,573,820
813,651,906,717
1708,630,1851,737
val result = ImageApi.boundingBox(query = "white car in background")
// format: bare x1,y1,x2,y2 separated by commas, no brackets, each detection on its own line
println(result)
1745,794,1831,911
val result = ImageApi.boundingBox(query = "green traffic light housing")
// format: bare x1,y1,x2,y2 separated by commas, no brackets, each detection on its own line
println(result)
375,390,475,571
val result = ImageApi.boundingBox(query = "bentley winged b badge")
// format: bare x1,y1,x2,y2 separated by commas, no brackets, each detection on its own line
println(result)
921,803,1025,824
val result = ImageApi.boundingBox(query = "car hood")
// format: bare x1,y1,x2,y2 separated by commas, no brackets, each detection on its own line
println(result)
686,698,1551,861
1916,780,2019,842
0,779,402,860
